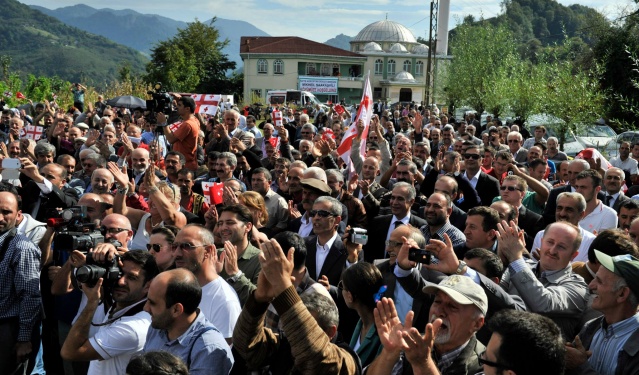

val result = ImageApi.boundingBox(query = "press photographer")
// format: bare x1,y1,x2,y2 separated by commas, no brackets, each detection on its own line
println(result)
156,94,200,170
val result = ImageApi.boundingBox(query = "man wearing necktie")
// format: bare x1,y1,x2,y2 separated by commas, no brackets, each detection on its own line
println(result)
603,167,630,212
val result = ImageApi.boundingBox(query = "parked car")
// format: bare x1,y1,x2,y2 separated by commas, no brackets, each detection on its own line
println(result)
576,124,618,158
525,114,584,157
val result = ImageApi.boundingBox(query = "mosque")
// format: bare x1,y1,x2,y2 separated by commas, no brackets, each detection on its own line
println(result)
240,17,451,106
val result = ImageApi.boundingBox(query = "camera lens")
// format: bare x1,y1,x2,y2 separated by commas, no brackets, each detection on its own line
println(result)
76,265,106,286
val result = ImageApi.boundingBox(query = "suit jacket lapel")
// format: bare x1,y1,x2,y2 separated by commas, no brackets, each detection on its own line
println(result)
319,238,345,278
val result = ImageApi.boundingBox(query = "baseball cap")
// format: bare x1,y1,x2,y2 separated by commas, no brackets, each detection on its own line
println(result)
300,178,331,196
595,250,639,297
422,275,488,315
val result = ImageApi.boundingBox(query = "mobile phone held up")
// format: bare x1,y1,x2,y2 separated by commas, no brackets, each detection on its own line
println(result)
408,247,431,264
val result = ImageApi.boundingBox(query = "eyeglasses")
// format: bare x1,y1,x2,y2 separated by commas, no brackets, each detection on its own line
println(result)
100,227,129,235
171,242,206,251
337,280,345,290
463,153,480,160
500,186,521,192
146,244,162,252
385,240,403,249
507,140,520,143
309,209,335,218
478,351,510,370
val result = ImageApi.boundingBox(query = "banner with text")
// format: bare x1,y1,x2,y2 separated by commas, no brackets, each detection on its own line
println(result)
298,76,338,94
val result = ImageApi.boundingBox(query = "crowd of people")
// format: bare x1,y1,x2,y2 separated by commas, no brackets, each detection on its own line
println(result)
0,92,638,375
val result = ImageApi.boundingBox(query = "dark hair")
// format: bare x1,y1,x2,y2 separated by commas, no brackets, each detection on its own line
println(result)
164,270,202,315
341,262,384,310
207,151,221,161
121,250,160,284
468,206,500,232
252,167,272,181
273,231,307,270
177,168,195,179
166,151,186,165
620,199,639,212
0,183,21,210
126,351,189,375
464,248,505,279
488,310,565,375
484,147,496,157
528,158,547,170
218,204,254,225
587,228,639,264
151,225,178,244
575,169,602,187
534,142,547,152
178,96,196,114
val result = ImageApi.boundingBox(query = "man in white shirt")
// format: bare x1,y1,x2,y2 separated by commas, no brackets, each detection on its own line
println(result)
171,224,241,344
574,169,618,234
609,141,638,184
61,250,159,375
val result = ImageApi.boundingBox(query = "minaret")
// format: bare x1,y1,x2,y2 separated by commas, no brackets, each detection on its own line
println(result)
436,0,450,55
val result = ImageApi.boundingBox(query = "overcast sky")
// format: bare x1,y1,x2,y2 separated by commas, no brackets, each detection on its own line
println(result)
22,0,630,42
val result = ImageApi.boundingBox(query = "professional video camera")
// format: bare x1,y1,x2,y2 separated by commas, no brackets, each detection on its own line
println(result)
76,252,122,288
146,82,173,121
50,206,104,253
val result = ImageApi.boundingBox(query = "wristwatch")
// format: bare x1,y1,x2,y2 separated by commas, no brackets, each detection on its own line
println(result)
455,260,467,275
116,185,129,195
227,270,244,283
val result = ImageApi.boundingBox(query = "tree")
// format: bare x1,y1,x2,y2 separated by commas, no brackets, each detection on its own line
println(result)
445,20,518,115
145,19,236,93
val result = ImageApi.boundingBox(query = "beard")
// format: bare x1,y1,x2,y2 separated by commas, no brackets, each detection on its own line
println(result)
431,315,452,344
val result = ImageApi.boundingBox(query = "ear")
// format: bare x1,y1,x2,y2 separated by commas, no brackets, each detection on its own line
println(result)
488,229,497,241
472,315,485,333
325,324,338,340
172,302,185,317
617,286,631,304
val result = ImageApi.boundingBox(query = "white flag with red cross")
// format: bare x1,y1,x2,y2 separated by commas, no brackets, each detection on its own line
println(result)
201,181,224,205
20,124,44,140
272,109,283,128
168,121,182,133
337,73,372,166
192,94,221,116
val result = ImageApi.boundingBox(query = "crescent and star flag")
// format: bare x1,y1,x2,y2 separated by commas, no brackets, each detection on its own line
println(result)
201,181,224,205
334,104,345,115
337,73,372,167
16,92,25,99
192,94,221,116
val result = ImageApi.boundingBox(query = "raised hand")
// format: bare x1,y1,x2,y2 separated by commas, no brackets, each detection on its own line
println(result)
374,297,414,354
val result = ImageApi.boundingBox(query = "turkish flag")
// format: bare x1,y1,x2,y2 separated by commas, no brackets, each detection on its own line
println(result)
323,128,335,140
201,182,224,205
334,104,345,115
16,92,25,99
337,74,372,165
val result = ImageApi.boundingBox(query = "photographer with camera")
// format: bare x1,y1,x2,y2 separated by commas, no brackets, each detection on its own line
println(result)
156,95,199,170
61,249,159,375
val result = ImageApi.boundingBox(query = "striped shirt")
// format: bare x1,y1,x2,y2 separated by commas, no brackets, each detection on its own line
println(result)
589,312,639,375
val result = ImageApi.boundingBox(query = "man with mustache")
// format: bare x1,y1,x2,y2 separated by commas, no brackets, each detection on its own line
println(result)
176,169,209,223
366,274,487,375
164,151,185,184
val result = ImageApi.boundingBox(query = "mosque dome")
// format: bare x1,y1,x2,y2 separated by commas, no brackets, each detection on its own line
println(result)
412,44,429,54
389,43,409,53
363,42,383,52
353,20,417,44
394,71,416,82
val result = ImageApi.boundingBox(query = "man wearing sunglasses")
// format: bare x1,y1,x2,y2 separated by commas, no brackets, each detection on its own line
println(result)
461,144,500,207
496,175,544,237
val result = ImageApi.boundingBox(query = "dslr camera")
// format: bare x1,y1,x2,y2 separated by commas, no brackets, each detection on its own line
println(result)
76,252,122,288
348,228,368,245
53,206,104,253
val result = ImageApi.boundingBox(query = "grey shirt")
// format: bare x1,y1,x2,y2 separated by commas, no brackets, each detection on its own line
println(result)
144,310,233,375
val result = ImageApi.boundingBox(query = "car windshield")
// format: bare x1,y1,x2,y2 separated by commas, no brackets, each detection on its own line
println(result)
583,125,616,138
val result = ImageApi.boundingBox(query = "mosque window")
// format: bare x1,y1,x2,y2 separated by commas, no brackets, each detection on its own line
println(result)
403,60,411,73
415,61,424,76
374,59,383,75
388,59,396,75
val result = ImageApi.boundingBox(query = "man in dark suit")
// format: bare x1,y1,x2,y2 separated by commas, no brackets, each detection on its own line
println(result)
461,144,500,207
506,132,528,163
206,110,251,153
363,182,427,263
603,167,631,213
374,225,446,332
304,195,361,339
19,160,79,222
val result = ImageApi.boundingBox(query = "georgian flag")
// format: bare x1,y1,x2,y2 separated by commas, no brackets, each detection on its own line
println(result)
192,94,221,116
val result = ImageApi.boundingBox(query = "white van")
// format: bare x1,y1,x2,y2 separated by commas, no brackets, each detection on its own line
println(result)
266,90,327,110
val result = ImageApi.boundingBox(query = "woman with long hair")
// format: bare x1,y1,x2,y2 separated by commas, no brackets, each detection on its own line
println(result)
238,191,270,245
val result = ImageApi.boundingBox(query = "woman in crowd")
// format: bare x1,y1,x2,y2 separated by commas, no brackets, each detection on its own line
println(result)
341,262,385,368
238,191,270,244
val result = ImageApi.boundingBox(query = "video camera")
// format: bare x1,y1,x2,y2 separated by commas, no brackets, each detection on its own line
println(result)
51,206,104,253
146,82,173,123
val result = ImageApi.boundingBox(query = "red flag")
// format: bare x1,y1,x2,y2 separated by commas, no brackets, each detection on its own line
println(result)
337,74,372,165
201,182,224,205
16,92,25,99
334,104,345,115
272,110,283,128
323,128,335,140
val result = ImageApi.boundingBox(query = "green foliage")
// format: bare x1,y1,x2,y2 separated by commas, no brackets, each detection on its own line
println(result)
445,21,518,114
145,19,236,93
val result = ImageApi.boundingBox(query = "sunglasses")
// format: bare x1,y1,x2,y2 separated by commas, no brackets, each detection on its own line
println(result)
309,209,335,218
100,227,128,235
463,153,480,160
500,186,521,192
171,242,206,251
146,244,162,252
478,351,510,370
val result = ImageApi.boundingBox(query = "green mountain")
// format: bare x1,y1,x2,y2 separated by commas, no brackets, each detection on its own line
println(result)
0,0,148,84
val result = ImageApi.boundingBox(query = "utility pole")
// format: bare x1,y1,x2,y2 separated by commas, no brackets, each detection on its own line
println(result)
425,0,438,107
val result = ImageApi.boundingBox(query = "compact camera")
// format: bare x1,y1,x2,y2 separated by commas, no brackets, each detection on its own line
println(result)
348,228,368,245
